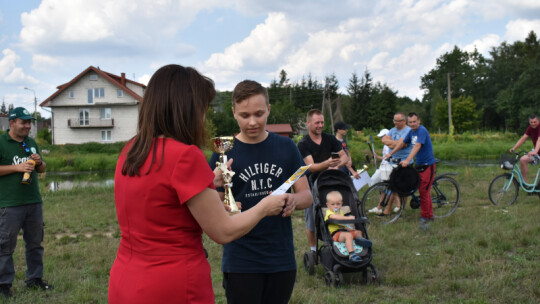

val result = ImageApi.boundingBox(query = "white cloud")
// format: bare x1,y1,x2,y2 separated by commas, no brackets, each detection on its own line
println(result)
32,54,60,72
504,19,540,42
137,74,151,86
202,12,294,85
0,49,38,84
19,0,229,56
463,34,500,56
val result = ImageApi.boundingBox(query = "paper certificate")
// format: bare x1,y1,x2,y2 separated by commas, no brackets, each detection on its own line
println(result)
352,171,372,191
271,165,311,195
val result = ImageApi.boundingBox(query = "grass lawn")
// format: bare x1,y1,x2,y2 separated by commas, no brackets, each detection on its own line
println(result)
3,164,539,303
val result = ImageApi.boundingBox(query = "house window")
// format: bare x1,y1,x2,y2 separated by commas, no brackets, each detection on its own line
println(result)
94,88,105,98
69,91,74,98
87,89,93,104
89,74,98,81
100,108,111,119
101,130,112,142
117,89,123,97
79,109,89,126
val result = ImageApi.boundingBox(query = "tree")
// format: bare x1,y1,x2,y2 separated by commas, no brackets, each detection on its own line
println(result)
0,100,7,115
435,96,482,133
207,91,238,136
323,73,339,130
347,70,373,130
365,83,398,130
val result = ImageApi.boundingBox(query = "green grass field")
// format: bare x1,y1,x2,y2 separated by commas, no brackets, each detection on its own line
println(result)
2,164,539,303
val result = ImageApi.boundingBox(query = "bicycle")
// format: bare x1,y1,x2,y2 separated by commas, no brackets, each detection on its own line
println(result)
360,160,461,225
488,152,540,205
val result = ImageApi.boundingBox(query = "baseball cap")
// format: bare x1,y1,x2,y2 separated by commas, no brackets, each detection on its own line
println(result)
334,121,350,132
377,128,390,137
9,107,34,121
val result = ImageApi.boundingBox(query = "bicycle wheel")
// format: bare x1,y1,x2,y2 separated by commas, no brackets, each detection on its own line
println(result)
431,176,460,218
489,173,519,205
361,182,403,225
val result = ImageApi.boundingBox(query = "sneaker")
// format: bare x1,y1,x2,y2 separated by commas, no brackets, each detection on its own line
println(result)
393,207,400,213
418,217,433,230
26,278,54,291
0,284,11,298
349,253,362,263
368,207,382,215
354,237,373,248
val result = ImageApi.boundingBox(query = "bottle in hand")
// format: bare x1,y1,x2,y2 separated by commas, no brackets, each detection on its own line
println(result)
21,159,36,184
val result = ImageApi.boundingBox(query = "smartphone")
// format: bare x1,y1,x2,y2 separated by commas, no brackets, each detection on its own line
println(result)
331,152,340,159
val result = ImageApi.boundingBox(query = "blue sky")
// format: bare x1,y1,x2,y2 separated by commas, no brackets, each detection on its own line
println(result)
1,0,539,118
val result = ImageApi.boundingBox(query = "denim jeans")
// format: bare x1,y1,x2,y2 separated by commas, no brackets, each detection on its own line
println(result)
0,203,44,286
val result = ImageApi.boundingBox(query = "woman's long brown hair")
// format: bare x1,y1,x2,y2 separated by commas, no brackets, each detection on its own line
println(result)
121,64,216,176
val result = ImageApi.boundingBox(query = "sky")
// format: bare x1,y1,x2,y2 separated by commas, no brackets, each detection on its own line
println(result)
1,0,540,118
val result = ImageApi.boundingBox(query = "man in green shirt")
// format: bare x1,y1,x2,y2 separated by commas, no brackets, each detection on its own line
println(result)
0,107,52,298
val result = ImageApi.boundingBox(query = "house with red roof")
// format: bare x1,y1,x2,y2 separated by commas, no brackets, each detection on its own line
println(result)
266,124,293,137
40,66,146,144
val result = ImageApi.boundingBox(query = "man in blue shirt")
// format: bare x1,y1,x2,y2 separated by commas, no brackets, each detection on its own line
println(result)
387,112,436,230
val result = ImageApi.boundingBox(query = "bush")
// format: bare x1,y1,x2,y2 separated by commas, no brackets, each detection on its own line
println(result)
37,128,52,144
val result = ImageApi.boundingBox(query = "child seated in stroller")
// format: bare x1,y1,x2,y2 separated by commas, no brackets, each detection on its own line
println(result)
324,191,372,262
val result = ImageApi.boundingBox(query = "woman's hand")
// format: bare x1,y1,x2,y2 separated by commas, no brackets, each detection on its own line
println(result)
213,158,233,188
259,194,287,217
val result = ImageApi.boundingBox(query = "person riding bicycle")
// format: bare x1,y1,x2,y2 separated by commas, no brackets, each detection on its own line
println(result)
509,114,540,185
386,112,436,230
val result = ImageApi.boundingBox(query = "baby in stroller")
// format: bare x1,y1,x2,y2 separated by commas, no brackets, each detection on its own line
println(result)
324,191,372,262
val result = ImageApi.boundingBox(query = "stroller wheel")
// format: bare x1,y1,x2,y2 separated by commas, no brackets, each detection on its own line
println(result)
303,251,315,276
335,271,344,287
362,263,380,284
324,271,336,287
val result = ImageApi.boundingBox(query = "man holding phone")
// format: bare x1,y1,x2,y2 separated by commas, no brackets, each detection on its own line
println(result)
298,109,347,254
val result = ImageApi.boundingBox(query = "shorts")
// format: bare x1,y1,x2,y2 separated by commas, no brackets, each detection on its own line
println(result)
332,230,362,242
304,204,315,232
531,154,540,166
369,163,393,186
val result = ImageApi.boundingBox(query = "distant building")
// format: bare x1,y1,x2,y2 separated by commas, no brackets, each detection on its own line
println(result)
266,124,293,137
40,66,146,144
0,113,8,132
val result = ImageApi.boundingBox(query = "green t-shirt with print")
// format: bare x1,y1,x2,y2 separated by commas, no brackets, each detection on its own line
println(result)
0,131,43,207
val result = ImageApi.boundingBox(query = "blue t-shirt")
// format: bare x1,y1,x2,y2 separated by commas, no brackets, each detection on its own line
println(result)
403,125,436,165
209,132,305,273
387,126,412,163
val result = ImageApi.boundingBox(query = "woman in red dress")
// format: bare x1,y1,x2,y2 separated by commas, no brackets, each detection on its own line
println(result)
108,64,287,304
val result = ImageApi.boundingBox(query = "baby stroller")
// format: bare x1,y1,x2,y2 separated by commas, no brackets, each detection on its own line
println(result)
303,169,379,287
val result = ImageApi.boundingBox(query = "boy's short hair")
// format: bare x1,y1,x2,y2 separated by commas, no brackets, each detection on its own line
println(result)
326,191,342,203
232,80,269,108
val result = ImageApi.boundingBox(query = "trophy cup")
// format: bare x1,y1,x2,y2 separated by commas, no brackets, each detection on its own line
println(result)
212,136,240,215
356,165,369,175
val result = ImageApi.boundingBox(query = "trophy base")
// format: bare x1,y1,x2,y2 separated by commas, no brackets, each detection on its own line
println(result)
228,210,241,216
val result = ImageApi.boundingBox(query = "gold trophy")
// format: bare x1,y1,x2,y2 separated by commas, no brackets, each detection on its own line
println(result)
212,136,240,215
356,165,369,175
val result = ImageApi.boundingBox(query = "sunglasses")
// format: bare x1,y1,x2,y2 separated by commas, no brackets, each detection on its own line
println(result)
20,141,31,154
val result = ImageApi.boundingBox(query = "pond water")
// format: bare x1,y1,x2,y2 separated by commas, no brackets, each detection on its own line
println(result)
41,171,114,192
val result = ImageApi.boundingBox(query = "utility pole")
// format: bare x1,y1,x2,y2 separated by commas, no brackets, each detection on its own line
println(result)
447,73,453,135
24,87,38,137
